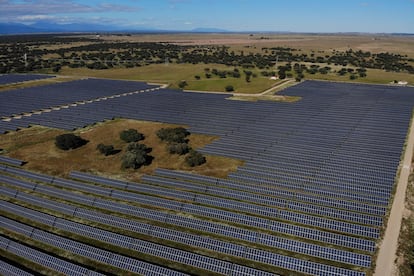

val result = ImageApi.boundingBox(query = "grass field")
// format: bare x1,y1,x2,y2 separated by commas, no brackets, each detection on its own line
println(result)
60,64,284,93
0,119,243,181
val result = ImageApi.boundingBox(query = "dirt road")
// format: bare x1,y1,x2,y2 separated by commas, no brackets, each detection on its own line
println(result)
374,118,414,276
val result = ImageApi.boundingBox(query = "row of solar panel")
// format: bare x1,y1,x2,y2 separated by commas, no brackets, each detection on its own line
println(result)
141,174,382,226
0,74,54,85
0,170,375,263
1,216,190,276
153,168,386,217
0,78,159,117
66,171,379,238
0,194,368,275
65,170,376,251
0,236,104,276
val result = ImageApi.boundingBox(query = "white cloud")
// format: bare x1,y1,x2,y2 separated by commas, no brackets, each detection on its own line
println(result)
0,0,140,23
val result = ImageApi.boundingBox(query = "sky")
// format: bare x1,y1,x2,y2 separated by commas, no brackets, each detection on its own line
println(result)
1,0,414,33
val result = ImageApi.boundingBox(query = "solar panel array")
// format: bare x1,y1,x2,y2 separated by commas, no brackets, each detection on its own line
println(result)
0,155,24,166
0,77,160,131
1,79,414,275
0,73,54,85
1,169,363,275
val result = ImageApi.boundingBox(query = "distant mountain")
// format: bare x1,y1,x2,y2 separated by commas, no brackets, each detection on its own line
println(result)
0,23,42,34
0,22,152,34
29,22,124,32
0,22,232,35
191,27,229,33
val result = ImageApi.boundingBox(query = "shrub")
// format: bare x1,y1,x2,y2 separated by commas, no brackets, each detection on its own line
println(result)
168,143,191,155
120,129,144,143
55,134,88,150
96,143,116,156
225,85,234,92
156,127,190,143
121,143,152,169
185,150,206,167
178,80,188,89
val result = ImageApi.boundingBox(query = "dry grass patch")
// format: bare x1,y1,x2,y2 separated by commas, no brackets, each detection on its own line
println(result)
0,119,243,181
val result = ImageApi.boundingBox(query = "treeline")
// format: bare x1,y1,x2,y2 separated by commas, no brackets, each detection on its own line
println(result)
0,34,413,74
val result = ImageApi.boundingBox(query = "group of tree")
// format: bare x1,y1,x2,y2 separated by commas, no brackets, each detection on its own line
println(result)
55,127,206,168
156,127,206,167
2,34,412,75
118,129,152,169
121,142,152,169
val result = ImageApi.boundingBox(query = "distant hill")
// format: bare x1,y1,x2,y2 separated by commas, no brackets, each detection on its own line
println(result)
0,22,150,34
0,23,42,34
0,22,234,35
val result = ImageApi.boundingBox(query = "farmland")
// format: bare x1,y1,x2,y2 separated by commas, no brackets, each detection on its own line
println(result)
1,33,414,276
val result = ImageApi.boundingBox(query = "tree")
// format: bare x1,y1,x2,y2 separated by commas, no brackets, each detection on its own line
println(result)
168,142,191,155
120,129,144,143
96,143,116,156
121,143,152,169
225,85,234,92
278,70,286,79
178,80,188,89
185,150,206,167
156,127,190,143
55,134,88,150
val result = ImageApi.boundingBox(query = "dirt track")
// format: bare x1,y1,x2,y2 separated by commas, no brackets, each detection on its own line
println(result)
374,117,414,276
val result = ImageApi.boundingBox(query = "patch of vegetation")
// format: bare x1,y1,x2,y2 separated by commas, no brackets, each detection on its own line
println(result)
156,127,190,144
178,80,188,89
119,129,144,143
121,142,152,169
96,143,118,156
185,150,206,167
55,133,88,150
168,142,191,155
225,85,234,92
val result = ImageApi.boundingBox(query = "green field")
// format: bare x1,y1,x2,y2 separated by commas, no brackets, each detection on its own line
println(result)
60,64,284,94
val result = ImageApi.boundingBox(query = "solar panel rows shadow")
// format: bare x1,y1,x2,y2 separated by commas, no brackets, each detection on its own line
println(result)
1,80,414,275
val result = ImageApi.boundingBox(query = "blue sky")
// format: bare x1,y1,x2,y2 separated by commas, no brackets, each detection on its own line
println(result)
1,0,414,33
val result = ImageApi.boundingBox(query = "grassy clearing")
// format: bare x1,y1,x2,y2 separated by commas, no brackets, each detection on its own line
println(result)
0,119,243,180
